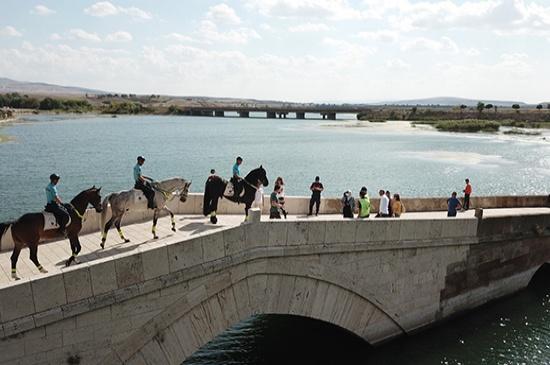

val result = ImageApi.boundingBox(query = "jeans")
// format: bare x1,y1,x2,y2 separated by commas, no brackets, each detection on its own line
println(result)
45,203,70,229
463,194,470,210
135,180,155,209
309,196,320,215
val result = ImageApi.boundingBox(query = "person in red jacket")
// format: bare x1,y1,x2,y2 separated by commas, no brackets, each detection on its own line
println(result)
463,178,472,211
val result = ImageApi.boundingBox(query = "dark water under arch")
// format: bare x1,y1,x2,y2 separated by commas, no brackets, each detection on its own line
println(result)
185,265,550,365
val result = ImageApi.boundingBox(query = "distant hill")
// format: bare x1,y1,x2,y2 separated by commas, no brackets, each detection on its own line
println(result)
376,97,528,107
0,77,105,96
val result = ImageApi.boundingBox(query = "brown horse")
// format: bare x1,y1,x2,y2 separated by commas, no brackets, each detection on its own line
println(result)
0,186,103,280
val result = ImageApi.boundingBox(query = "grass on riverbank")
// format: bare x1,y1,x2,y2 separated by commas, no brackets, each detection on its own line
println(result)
412,119,550,133
413,119,500,132
503,128,542,136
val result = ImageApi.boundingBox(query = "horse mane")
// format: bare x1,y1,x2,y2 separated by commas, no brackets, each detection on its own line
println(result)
70,187,97,206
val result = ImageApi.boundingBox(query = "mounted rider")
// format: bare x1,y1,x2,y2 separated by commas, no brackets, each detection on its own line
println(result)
231,156,244,200
134,156,156,209
45,174,70,234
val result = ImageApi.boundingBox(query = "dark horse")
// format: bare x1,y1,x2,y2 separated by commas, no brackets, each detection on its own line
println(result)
203,166,269,224
0,187,103,280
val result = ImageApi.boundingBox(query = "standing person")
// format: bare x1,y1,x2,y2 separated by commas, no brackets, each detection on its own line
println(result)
386,191,393,217
357,187,371,219
134,156,156,209
376,189,390,218
270,184,282,219
275,177,288,219
252,181,264,210
308,176,324,216
341,190,355,218
392,193,405,218
45,173,70,235
463,178,472,211
447,192,462,217
231,156,243,200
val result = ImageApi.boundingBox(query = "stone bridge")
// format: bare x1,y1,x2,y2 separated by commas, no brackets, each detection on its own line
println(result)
0,195,549,364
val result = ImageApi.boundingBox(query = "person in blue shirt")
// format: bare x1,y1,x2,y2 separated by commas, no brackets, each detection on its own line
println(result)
134,156,156,209
231,156,243,200
45,173,70,234
447,191,462,217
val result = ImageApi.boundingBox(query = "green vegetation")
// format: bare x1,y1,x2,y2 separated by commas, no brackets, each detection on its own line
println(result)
100,101,152,114
39,97,92,112
432,119,500,132
503,128,541,136
0,93,40,109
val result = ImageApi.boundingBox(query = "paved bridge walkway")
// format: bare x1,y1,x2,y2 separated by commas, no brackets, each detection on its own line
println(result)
1,208,548,285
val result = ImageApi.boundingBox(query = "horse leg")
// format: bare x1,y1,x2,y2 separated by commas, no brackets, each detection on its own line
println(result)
10,245,22,280
115,217,130,243
29,243,48,274
101,215,116,249
66,236,81,267
210,198,219,224
244,204,250,222
165,207,176,232
152,210,159,239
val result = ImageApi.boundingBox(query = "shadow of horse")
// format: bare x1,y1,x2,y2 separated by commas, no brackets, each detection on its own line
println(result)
53,234,175,267
178,222,227,235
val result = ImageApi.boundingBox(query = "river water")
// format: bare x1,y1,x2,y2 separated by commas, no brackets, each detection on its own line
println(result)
1,114,549,364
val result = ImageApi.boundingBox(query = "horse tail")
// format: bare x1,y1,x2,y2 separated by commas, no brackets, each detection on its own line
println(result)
100,194,114,231
0,222,13,251
203,180,212,216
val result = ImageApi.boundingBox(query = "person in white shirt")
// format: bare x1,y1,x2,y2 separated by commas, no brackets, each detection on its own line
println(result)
377,189,390,218
253,182,264,211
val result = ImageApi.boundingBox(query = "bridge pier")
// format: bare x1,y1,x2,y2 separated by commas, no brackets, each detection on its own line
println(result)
239,111,250,118
327,112,336,120
278,113,287,119
214,111,225,117
296,112,305,119
266,111,276,119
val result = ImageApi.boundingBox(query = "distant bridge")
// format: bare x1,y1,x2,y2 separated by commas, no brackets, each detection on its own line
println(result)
179,105,368,120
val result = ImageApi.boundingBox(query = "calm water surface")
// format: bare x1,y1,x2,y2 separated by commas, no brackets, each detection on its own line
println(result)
0,114,549,220
1,115,549,364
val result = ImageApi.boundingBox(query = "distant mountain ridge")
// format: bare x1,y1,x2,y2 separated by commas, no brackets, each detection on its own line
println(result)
0,77,105,96
0,77,539,107
376,97,528,107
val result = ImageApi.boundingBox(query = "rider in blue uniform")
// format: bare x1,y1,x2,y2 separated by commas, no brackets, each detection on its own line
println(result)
134,156,156,209
45,174,70,234
231,156,243,200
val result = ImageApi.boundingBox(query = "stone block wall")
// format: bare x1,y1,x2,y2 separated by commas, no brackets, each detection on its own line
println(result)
1,211,549,364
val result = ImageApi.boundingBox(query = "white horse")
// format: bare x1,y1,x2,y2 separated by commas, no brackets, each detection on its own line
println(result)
99,177,191,248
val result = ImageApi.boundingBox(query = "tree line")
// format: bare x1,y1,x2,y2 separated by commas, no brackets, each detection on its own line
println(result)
0,93,92,112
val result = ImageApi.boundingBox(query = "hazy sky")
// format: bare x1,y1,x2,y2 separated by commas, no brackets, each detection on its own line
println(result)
0,0,549,102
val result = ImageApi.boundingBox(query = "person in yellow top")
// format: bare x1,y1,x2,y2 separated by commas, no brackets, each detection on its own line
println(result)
391,193,405,217
357,186,371,218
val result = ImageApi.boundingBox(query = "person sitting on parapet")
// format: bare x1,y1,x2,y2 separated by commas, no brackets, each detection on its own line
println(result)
231,156,243,200
357,187,371,219
376,189,390,218
447,192,462,217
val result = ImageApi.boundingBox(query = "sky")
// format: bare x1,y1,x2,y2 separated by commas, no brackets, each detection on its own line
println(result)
0,0,549,103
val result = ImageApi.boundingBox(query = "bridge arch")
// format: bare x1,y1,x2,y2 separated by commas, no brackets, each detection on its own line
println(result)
104,272,403,365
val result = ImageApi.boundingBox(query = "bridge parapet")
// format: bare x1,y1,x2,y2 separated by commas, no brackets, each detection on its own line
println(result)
0,208,549,364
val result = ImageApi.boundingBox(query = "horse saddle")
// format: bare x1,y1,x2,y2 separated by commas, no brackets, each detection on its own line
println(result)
42,211,71,231
224,181,245,198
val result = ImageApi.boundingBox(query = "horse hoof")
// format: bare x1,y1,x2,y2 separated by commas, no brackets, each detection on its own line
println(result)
13,276,20,281
124,239,130,243
100,243,105,249
39,268,48,274
65,260,71,267
153,236,159,240
210,216,218,224
171,227,176,232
